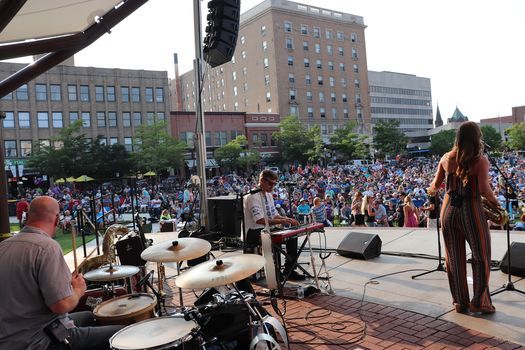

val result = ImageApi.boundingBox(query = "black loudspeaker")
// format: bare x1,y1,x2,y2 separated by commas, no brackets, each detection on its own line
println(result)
203,0,240,67
337,232,382,260
208,196,241,237
500,242,525,277
116,236,146,266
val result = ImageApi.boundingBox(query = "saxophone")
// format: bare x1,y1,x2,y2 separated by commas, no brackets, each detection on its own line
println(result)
481,197,508,226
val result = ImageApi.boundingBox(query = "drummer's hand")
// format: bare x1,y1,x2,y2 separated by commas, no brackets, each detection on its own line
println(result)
71,272,87,295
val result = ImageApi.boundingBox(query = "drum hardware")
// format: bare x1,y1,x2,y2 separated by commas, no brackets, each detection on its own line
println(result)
135,269,166,317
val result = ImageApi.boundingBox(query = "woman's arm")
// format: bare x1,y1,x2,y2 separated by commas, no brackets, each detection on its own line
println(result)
477,156,499,205
428,154,447,195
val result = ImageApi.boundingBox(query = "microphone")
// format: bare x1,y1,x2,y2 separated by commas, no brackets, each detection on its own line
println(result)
247,188,262,195
136,270,154,289
482,141,491,150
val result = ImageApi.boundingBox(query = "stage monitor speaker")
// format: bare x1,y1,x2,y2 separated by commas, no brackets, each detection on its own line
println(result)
500,242,525,277
337,232,382,260
116,236,146,266
208,195,241,237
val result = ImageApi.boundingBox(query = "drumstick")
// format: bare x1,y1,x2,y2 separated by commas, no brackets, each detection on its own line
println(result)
71,222,78,272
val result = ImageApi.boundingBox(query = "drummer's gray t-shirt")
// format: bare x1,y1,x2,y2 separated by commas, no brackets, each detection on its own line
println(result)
0,226,73,349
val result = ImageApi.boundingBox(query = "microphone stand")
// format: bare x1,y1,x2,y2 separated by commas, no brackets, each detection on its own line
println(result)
412,192,445,279
486,149,525,296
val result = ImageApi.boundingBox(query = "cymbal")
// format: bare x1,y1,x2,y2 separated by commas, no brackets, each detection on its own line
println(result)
84,265,140,281
140,237,211,263
175,254,266,289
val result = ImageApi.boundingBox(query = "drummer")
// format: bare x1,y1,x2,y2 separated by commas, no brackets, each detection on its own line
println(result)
244,169,305,281
0,196,124,349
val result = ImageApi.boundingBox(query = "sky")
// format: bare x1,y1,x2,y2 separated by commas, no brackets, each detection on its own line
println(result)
9,0,525,122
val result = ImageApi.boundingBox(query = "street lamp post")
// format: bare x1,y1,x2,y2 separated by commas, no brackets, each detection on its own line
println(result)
0,112,11,241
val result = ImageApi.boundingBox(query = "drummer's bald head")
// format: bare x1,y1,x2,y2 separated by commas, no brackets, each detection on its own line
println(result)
26,196,60,229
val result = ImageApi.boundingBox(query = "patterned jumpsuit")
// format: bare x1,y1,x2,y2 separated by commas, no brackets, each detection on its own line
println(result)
441,172,493,309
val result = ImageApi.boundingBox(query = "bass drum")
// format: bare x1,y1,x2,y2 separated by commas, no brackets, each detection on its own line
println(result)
109,316,199,350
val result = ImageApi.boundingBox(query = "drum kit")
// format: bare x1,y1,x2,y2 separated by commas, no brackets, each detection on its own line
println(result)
82,236,286,350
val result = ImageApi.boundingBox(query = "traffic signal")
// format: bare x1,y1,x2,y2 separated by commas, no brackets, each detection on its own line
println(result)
203,0,240,68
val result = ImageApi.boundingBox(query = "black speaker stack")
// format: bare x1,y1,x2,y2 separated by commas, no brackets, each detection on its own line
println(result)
203,0,240,68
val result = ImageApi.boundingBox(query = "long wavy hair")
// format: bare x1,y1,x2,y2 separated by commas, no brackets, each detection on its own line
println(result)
452,121,483,186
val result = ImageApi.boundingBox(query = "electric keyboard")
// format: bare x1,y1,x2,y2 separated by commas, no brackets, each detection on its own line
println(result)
270,222,324,243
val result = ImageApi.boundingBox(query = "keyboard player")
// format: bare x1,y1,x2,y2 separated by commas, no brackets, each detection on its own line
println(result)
244,169,305,281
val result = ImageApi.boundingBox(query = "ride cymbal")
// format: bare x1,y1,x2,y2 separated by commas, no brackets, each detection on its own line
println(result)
84,265,140,281
140,237,211,263
175,254,266,289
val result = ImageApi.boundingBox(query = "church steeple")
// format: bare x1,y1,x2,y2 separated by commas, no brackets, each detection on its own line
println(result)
447,106,468,123
435,104,443,127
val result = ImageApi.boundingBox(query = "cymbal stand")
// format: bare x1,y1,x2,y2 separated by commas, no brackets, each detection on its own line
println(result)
176,261,184,307
412,193,446,279
142,273,164,316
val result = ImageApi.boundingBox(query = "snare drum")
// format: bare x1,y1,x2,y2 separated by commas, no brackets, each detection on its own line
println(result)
94,293,156,325
109,316,199,350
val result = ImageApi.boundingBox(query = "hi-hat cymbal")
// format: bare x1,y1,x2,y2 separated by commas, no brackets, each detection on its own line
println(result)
140,237,211,263
84,265,140,281
175,254,266,289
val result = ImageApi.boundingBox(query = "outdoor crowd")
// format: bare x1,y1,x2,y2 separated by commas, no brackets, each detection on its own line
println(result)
15,152,525,232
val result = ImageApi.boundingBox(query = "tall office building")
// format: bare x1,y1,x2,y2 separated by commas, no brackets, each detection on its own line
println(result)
175,0,371,141
0,62,170,177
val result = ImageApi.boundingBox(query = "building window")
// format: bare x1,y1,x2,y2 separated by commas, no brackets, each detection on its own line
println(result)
147,112,155,125
321,124,327,135
35,84,47,101
261,25,266,36
18,112,30,128
316,59,322,69
263,57,269,68
287,56,294,66
352,48,358,59
351,32,357,42
157,112,165,121
329,76,335,87
95,86,104,102
313,27,320,38
131,87,140,102
215,131,228,146
121,86,130,102
265,92,271,102
81,112,91,127
317,76,323,85
288,73,295,83
260,133,268,146
338,47,344,56
332,108,337,119
80,85,90,101
337,31,344,40
98,138,107,146
133,112,142,126
50,84,61,101
1,92,12,100
285,37,294,49
355,93,362,104
314,43,320,53
300,24,308,35
327,45,333,55
262,41,268,51
325,29,333,40
319,92,325,103
68,85,77,101
354,79,360,88
107,86,116,101
232,71,237,81
353,64,359,73
145,87,154,102
155,87,164,102
284,21,292,32
341,78,347,87
52,112,63,128
302,41,309,51
123,112,131,127
264,75,270,85
290,106,298,115
69,112,79,124
20,140,32,157
307,107,314,118
331,92,336,102
4,140,16,157
344,108,349,118
37,112,49,128
96,112,106,127
306,91,312,101
109,137,118,146
16,84,28,100
241,51,246,59
2,112,14,128
289,90,296,100
342,93,348,102
305,74,311,84
108,112,117,127
328,61,334,71
340,63,346,72
124,137,133,152
303,58,310,67
240,36,245,44
242,67,247,76
320,108,326,118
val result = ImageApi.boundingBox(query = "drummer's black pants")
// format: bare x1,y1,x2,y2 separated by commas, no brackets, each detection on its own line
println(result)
47,311,124,350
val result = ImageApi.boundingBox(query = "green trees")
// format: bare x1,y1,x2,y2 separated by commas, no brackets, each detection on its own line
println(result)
373,120,407,157
505,122,525,150
272,116,323,164
329,122,368,161
480,125,502,151
214,135,260,171
430,129,456,156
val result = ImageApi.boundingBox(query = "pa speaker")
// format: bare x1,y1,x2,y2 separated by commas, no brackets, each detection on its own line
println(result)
337,232,382,260
203,0,240,67
116,236,146,266
208,195,241,237
500,242,525,277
